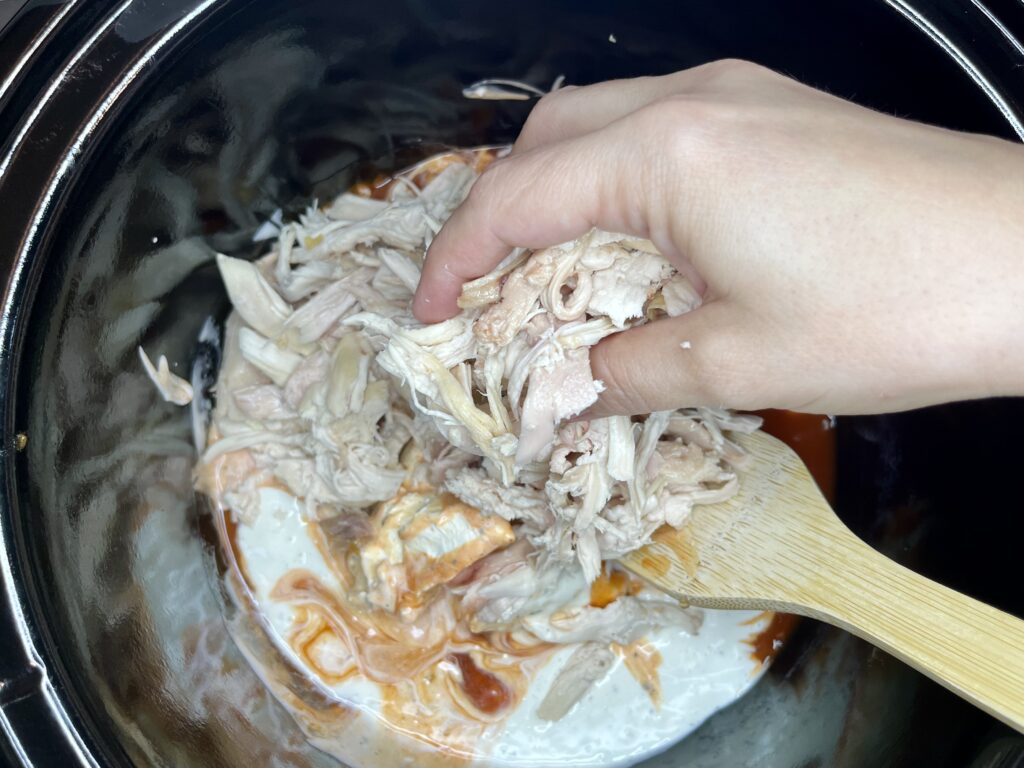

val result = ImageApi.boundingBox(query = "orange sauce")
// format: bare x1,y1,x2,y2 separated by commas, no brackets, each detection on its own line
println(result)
352,175,398,201
222,512,253,590
450,653,512,715
639,554,670,577
589,564,643,608
612,639,664,707
269,565,546,725
742,611,801,666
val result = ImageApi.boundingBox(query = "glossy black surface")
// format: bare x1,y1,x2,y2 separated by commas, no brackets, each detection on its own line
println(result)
0,1,1022,766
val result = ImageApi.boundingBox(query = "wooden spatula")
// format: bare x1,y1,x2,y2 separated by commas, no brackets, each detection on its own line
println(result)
620,429,1024,733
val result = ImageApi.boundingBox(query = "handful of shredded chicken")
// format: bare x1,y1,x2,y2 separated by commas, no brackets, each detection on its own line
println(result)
193,148,761,654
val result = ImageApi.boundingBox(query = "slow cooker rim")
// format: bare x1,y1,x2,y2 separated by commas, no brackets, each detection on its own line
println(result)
1,1,1023,765
886,0,1024,138
0,1,250,765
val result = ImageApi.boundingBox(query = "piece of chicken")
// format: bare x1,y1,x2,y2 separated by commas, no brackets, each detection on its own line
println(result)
359,490,515,613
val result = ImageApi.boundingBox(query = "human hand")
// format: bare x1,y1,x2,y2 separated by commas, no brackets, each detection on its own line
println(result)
413,60,1024,416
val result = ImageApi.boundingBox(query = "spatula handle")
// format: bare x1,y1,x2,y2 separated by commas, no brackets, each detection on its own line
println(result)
811,529,1024,733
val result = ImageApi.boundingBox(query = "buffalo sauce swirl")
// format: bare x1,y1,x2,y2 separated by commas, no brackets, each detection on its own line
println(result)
450,653,512,715
589,563,643,608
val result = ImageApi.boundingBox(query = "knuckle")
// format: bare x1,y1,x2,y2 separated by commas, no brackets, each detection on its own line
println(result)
520,90,571,139
698,58,770,85
602,364,654,415
533,89,566,118
696,369,745,409
685,360,742,409
645,94,715,128
631,98,713,161
591,346,656,415
629,98,699,146
467,155,536,226
645,94,747,159
680,324,757,409
463,161,508,224
468,158,505,200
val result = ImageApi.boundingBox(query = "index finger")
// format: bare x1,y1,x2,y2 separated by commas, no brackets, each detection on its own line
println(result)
413,120,657,322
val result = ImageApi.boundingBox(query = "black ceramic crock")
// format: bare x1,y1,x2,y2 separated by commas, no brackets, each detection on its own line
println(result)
1,1,1023,766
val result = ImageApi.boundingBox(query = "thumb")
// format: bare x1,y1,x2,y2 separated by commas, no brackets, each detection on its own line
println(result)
585,302,775,416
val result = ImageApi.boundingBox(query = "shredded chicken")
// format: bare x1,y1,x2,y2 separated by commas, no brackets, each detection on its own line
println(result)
462,75,566,101
523,596,704,645
183,148,763,722
138,346,193,405
535,643,615,721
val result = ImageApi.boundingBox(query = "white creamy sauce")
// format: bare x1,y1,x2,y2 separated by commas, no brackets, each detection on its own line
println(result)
236,488,772,767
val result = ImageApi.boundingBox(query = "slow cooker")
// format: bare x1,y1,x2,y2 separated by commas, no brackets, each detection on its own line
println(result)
1,1,1023,766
